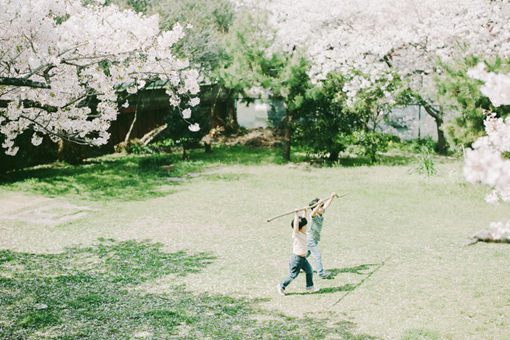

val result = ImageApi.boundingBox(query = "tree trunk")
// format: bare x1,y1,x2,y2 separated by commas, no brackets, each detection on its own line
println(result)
140,124,168,146
282,112,292,161
57,140,86,164
369,146,378,164
209,86,239,134
210,85,223,129
328,149,340,162
434,117,448,155
204,141,212,153
124,98,140,144
224,96,239,133
424,107,448,155
418,96,448,155
328,151,339,163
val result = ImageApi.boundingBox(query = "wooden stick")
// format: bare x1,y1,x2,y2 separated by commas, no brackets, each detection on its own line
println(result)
266,193,347,223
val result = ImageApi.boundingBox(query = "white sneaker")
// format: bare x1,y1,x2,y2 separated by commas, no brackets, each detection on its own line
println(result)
306,286,319,293
276,284,287,296
319,271,331,279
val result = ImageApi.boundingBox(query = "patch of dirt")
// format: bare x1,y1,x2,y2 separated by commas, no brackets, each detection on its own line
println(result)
202,127,283,147
0,192,94,226
132,330,153,339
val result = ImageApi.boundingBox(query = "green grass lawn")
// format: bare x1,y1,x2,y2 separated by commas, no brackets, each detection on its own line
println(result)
0,146,285,201
0,240,368,338
1,147,509,339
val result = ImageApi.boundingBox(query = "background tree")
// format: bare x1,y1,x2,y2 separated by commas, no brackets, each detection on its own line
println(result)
436,56,510,150
211,11,270,133
146,0,240,133
241,0,510,154
294,72,355,162
0,0,200,156
295,69,403,163
464,64,510,240
120,0,271,135
259,53,313,161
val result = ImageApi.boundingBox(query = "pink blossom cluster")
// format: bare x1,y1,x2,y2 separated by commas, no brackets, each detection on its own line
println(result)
0,0,200,155
465,64,510,202
465,64,510,239
486,221,510,242
240,0,510,105
468,64,510,108
341,67,398,109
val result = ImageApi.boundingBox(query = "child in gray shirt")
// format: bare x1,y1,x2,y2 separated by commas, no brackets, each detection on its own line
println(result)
307,192,337,278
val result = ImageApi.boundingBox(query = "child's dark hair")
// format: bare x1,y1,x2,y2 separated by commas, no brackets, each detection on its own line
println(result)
309,198,322,208
291,216,308,229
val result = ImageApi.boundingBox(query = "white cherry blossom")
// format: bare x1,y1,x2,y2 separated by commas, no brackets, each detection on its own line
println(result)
0,0,200,155
240,0,510,105
465,66,510,240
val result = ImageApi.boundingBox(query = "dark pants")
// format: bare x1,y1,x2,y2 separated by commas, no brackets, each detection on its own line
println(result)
281,254,314,289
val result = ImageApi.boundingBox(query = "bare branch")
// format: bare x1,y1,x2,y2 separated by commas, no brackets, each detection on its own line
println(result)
18,113,93,146
0,99,58,112
0,77,51,89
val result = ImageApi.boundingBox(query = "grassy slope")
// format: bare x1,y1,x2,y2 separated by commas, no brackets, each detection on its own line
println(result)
1,148,509,339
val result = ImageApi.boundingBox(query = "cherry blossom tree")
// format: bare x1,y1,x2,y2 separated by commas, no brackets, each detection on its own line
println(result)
0,0,200,156
237,0,510,153
464,64,510,241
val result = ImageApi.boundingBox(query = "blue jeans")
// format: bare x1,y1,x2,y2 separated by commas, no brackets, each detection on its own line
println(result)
307,238,325,276
281,254,314,289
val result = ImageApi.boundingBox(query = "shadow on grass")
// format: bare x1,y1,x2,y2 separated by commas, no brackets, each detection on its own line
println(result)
287,263,378,296
0,145,421,201
0,239,376,339
0,146,282,201
287,283,357,296
337,154,415,167
189,145,286,165
0,153,205,201
401,328,442,340
325,264,377,279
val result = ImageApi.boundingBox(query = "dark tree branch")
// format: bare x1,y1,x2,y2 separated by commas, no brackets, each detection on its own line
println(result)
0,99,58,112
414,94,441,119
0,77,50,89
19,113,93,146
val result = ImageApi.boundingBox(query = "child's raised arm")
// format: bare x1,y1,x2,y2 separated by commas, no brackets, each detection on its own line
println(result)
321,192,337,212
311,199,325,217
293,208,307,232
293,211,300,231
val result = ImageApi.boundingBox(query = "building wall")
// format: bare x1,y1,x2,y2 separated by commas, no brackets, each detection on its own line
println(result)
380,105,438,141
237,99,286,129
236,100,269,129
237,100,439,141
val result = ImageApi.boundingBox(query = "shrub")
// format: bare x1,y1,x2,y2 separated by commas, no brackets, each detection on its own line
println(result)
414,147,437,176
353,131,391,163
436,56,510,148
